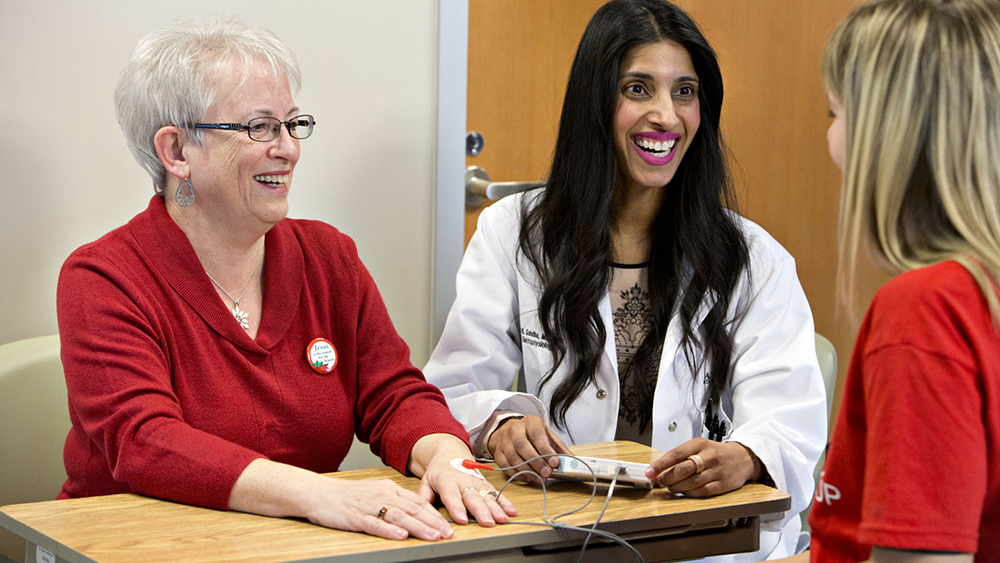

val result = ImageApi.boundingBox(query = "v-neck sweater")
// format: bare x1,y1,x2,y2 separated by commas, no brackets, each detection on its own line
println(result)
55,196,467,509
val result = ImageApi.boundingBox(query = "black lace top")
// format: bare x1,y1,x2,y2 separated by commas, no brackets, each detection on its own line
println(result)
610,263,661,445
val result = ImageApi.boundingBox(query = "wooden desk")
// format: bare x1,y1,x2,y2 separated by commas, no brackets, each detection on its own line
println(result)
0,442,789,563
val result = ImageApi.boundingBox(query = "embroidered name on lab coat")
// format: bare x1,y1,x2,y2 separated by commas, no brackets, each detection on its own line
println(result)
521,328,550,350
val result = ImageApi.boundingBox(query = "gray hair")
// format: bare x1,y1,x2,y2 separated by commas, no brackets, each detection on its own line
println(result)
114,16,302,193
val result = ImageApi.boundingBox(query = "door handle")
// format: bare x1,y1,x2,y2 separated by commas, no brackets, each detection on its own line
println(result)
465,166,545,207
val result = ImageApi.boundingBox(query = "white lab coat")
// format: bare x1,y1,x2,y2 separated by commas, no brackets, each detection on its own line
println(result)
425,192,827,561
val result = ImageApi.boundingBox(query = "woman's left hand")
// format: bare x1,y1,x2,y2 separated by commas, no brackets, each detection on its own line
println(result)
409,434,517,527
645,437,760,497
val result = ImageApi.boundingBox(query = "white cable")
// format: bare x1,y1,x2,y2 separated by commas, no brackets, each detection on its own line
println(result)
514,521,644,561
490,454,645,563
574,466,620,562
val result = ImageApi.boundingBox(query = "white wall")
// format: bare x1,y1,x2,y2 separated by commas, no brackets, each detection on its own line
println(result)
0,0,441,364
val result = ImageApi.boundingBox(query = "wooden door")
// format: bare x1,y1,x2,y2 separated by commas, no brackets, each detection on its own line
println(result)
466,0,884,420
465,0,607,242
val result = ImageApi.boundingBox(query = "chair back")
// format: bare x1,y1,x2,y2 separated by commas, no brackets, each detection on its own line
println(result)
815,333,838,421
0,334,69,505
798,333,839,543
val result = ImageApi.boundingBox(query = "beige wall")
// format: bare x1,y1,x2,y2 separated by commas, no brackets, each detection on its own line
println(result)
0,0,440,365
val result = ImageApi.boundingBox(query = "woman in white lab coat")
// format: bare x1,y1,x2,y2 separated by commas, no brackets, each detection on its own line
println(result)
424,0,826,559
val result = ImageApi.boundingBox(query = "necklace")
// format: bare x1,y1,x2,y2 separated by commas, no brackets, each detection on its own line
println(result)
205,250,265,330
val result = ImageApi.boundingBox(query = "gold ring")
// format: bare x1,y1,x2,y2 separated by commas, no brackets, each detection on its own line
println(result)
687,454,705,474
376,504,392,520
462,486,498,499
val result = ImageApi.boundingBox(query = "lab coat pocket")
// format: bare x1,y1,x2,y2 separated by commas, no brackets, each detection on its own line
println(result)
700,400,734,442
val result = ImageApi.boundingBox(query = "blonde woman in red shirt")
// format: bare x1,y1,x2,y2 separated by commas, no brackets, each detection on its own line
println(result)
774,0,1000,561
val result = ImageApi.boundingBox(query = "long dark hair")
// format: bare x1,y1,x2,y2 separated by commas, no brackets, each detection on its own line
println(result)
518,0,749,432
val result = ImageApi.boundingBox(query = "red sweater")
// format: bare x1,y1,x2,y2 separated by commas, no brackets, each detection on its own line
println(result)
56,196,468,510
810,261,1000,561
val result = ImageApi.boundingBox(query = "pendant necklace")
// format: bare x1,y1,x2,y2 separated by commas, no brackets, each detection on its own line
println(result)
205,250,265,330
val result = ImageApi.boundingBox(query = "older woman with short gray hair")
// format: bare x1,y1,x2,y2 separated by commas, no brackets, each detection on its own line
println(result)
56,16,514,542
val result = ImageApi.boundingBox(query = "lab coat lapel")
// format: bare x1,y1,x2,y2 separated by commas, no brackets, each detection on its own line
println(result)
599,291,617,375
658,284,719,390
651,286,720,448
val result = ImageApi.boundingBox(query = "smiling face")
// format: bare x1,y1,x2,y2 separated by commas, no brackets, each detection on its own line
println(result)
827,94,846,172
613,40,701,194
184,59,301,234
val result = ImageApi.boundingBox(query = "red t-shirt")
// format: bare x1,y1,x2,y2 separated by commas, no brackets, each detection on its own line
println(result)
810,261,1000,561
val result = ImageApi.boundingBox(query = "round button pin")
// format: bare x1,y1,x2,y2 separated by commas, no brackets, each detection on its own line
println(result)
306,338,338,374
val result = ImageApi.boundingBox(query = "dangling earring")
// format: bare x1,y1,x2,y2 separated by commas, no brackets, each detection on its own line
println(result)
175,178,195,207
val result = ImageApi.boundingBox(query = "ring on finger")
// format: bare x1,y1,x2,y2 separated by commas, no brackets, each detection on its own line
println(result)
462,486,499,499
376,504,393,520
687,454,705,474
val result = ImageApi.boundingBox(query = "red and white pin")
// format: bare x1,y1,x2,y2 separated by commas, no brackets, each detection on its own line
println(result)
306,338,338,374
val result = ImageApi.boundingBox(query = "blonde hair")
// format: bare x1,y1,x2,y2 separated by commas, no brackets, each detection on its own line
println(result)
823,0,1000,324
114,16,301,193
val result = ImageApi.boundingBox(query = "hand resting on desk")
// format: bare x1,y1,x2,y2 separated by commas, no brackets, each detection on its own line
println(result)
646,437,762,497
231,433,516,542
487,415,761,499
487,414,573,481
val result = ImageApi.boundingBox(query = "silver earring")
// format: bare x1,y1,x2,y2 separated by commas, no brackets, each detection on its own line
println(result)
175,178,195,208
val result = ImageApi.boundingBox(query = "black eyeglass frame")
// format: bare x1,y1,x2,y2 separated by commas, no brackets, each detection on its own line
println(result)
193,114,316,142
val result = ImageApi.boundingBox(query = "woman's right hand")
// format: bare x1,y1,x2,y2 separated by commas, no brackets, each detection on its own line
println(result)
302,476,454,541
229,458,454,542
486,414,572,480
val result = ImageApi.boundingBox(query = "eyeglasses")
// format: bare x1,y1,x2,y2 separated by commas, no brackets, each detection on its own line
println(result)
194,114,316,142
